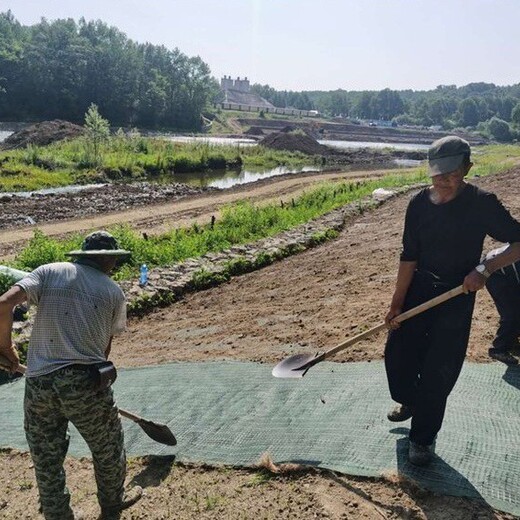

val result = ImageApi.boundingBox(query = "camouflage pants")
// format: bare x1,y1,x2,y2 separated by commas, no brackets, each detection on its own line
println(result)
24,366,126,520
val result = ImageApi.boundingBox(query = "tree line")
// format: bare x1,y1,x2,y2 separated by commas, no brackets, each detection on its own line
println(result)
0,11,219,130
2,11,520,140
252,83,520,141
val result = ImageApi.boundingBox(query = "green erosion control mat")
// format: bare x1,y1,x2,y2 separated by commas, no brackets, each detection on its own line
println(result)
1,361,520,516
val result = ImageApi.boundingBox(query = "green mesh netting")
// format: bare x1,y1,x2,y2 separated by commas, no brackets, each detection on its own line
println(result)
1,360,519,516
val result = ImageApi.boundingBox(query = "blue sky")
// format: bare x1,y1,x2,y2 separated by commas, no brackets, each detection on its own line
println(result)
3,0,520,91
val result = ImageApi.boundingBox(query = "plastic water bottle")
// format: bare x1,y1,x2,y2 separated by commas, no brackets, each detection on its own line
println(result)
139,264,148,286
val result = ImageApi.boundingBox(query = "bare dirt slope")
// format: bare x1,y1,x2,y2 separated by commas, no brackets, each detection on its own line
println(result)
112,168,520,368
2,168,519,520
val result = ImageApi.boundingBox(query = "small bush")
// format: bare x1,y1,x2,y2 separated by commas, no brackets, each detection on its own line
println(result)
173,155,203,173
0,273,16,295
254,252,273,268
226,257,253,276
191,269,230,290
14,230,75,270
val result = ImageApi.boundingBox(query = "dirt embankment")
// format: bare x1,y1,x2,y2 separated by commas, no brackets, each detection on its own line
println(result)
259,129,427,167
0,120,84,150
0,182,209,230
237,117,487,145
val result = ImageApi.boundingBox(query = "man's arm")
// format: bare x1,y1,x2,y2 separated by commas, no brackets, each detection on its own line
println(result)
0,285,28,371
385,260,417,329
484,242,520,273
464,242,520,293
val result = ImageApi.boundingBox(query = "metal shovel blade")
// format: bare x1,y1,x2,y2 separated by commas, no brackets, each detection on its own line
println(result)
136,419,177,446
272,352,320,379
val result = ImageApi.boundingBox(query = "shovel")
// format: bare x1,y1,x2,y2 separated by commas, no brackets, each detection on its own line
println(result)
272,284,465,378
0,356,177,446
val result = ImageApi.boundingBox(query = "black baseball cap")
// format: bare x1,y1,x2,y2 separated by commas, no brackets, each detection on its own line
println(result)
428,136,471,176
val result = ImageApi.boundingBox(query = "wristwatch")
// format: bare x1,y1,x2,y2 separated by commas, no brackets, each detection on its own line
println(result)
475,263,491,278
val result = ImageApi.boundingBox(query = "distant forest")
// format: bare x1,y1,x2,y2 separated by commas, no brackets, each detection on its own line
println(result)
251,83,520,141
0,11,219,130
1,11,520,140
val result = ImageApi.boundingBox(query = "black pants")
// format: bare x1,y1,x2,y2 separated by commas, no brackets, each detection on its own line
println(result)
486,269,520,350
385,273,475,446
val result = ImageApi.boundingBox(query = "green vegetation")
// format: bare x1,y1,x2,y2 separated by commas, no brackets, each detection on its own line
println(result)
9,174,426,276
83,103,111,166
4,145,519,288
0,273,16,295
0,11,217,130
244,471,274,487
0,133,318,192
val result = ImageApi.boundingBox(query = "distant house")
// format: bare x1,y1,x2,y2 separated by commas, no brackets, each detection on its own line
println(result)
217,76,317,117
220,76,274,110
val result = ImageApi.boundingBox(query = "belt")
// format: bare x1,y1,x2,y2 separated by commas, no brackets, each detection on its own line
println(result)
63,364,94,371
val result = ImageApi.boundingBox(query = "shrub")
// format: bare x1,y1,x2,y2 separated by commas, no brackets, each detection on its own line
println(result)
487,117,512,142
173,155,202,173
0,273,16,295
190,269,230,290
14,230,73,270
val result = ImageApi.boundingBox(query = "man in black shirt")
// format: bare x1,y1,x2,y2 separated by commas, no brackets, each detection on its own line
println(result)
485,245,520,365
384,136,520,466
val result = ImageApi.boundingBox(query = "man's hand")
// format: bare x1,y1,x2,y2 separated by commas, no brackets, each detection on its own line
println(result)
385,303,403,330
462,269,487,294
0,344,20,374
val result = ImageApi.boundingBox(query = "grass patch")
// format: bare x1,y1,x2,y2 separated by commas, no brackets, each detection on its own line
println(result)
0,134,319,192
5,145,520,283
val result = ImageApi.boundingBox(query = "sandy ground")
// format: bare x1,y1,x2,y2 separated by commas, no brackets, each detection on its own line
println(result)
1,167,520,519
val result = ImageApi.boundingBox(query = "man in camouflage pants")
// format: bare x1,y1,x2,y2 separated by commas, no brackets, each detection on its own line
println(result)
0,231,142,520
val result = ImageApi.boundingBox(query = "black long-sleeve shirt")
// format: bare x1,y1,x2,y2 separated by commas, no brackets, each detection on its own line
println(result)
400,184,520,284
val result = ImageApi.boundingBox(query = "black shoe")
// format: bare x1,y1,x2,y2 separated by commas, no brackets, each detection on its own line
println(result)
100,486,143,519
488,348,518,365
387,404,414,422
409,441,434,466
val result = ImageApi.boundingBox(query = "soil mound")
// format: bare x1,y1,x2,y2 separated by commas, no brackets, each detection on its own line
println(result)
244,126,264,136
1,120,84,150
259,130,330,155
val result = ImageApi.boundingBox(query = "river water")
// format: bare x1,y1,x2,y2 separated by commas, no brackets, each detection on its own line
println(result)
162,134,429,152
174,166,322,189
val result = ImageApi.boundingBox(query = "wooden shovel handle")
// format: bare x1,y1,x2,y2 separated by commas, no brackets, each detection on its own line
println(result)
321,284,464,361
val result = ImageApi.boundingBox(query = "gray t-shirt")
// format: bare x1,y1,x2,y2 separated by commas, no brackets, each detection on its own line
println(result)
16,261,127,377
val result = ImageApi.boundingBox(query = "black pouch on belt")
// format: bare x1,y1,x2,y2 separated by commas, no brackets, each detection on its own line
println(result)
90,361,117,391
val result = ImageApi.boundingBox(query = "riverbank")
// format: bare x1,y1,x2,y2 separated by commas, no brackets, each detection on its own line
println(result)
0,123,429,193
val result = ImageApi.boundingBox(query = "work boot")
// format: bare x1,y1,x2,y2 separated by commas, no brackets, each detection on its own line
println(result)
387,404,414,422
99,486,143,519
408,441,434,466
488,348,518,365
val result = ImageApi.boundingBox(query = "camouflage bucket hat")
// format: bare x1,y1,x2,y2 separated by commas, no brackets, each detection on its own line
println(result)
67,231,130,257
428,136,471,176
